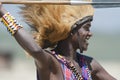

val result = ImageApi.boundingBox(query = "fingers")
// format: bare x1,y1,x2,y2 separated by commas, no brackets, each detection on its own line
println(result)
0,2,1,4
0,3,1,10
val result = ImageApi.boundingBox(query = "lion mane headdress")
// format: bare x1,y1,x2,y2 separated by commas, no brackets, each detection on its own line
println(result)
21,0,94,48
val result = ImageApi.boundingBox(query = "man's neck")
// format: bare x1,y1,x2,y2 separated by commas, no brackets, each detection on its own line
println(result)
55,40,77,61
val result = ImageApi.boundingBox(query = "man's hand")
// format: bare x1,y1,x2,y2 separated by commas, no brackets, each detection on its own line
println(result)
0,2,3,17
0,2,2,10
0,2,2,17
0,3,7,17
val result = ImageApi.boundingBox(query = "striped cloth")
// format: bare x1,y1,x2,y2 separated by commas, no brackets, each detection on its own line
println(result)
60,53,92,80
36,52,92,80
61,63,76,80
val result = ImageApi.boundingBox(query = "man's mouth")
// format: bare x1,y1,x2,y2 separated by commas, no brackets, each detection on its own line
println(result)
85,37,90,45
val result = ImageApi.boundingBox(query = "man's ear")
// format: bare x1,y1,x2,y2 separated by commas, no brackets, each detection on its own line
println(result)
70,33,73,36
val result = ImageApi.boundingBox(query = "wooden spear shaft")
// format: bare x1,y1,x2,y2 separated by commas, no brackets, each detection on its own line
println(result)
0,1,70,5
1,1,120,5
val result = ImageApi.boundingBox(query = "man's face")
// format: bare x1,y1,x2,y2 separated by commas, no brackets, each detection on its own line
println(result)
78,21,92,51
72,21,92,51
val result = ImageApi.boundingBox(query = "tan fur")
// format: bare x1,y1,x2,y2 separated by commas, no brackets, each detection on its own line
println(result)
21,0,94,48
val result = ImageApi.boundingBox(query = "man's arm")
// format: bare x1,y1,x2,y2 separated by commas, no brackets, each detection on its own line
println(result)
91,59,117,80
0,3,51,65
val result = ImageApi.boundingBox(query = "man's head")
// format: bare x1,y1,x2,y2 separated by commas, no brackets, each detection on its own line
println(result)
21,0,94,48
70,16,93,52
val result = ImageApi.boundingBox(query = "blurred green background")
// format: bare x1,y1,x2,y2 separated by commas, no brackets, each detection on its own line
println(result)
0,4,120,80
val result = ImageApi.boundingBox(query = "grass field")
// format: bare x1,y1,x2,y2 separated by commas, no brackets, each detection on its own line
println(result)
0,59,120,80
0,26,120,80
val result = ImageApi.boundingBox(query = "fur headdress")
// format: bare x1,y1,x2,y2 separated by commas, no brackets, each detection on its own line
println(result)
21,0,94,48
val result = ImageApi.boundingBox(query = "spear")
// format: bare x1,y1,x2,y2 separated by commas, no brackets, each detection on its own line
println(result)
0,0,120,5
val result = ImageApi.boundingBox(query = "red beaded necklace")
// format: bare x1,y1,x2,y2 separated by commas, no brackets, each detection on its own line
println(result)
51,51,92,80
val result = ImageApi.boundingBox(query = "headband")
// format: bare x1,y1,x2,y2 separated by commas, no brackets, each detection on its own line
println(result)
70,16,93,34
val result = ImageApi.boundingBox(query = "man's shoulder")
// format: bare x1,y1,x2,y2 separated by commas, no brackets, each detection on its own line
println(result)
76,52,94,70
77,52,93,61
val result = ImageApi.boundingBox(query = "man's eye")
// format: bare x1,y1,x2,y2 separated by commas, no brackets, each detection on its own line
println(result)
86,28,89,31
84,26,89,31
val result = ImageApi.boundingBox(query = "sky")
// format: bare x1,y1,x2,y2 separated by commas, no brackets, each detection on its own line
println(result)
1,4,120,35
92,7,120,34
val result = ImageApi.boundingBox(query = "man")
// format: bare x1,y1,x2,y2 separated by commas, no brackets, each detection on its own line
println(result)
0,0,116,80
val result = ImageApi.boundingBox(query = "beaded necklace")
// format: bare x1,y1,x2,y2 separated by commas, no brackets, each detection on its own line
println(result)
51,51,92,80
78,54,92,80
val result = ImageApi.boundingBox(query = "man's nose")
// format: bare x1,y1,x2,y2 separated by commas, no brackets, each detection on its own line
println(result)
88,32,93,37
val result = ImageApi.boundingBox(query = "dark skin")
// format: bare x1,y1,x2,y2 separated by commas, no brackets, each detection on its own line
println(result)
0,3,116,80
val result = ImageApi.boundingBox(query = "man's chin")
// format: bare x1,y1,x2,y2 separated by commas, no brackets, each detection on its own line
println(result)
79,45,88,53
83,47,88,52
